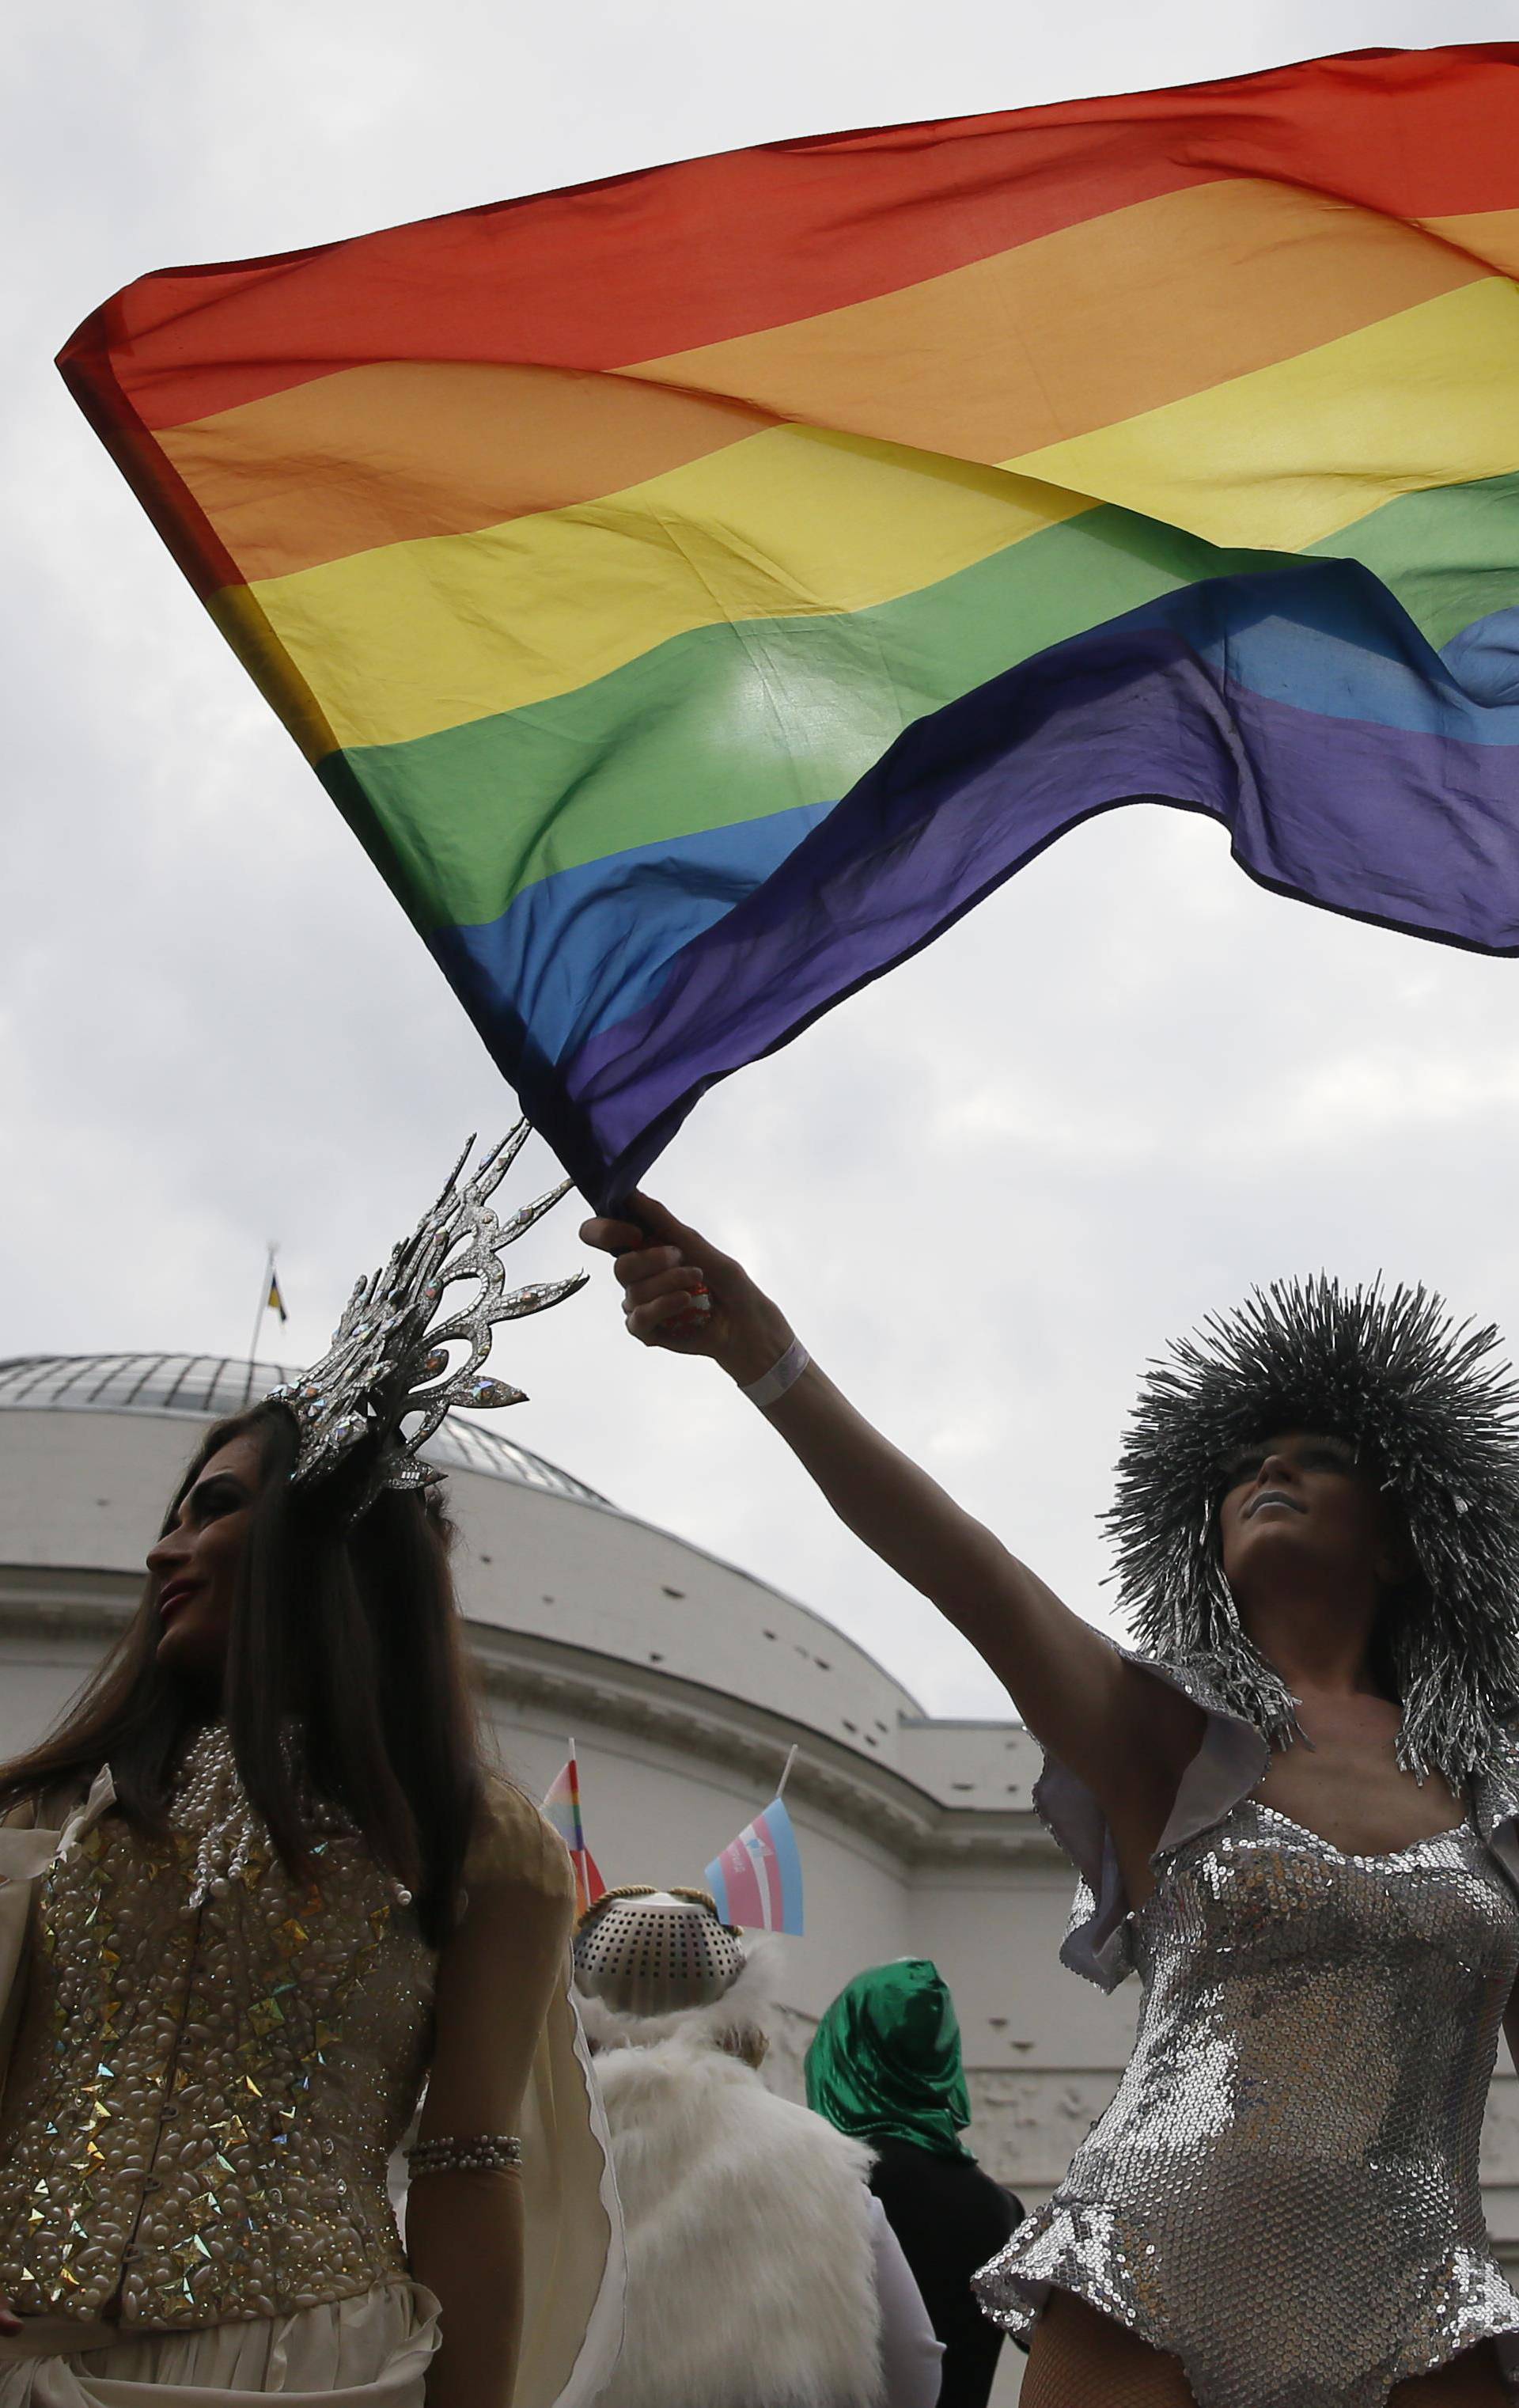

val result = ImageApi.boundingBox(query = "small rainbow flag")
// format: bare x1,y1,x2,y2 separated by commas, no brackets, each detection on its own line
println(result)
706,1794,805,1937
58,47,1519,1203
541,1749,606,1919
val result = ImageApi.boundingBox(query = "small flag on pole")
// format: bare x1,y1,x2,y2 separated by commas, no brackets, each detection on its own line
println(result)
542,1745,606,1919
245,1244,287,1401
705,1752,804,1935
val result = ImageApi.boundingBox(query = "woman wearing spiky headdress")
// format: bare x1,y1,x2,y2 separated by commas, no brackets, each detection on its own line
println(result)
0,1133,621,2408
585,1199,1519,2408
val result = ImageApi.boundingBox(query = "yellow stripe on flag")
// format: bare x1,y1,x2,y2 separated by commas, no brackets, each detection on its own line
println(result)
1002,279,1519,552
214,425,1084,755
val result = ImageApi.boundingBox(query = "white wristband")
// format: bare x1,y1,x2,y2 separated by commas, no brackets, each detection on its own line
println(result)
741,1338,810,1409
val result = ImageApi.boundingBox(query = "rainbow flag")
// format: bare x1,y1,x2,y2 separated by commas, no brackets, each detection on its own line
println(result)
706,1796,804,1936
59,47,1519,1203
541,1752,606,1919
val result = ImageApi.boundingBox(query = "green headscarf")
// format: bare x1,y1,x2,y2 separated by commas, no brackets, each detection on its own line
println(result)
805,1959,974,2160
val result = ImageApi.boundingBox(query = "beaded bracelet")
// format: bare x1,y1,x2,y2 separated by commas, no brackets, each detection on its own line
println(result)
406,2133,524,2177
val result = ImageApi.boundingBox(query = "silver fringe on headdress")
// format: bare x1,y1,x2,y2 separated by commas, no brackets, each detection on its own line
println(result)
1107,1277,1519,1785
267,1123,584,1517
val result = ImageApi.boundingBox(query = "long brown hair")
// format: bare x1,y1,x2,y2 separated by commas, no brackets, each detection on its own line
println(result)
0,1404,484,1946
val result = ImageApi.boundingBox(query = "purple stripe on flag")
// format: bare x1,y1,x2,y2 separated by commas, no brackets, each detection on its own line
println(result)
531,564,1519,1203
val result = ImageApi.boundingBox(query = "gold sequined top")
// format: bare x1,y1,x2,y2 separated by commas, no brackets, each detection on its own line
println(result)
0,1727,443,2328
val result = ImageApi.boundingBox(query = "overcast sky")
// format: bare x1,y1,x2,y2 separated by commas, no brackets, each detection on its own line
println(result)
7,0,1519,1721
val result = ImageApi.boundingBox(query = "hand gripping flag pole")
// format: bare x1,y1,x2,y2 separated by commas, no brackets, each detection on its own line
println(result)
705,1747,805,1936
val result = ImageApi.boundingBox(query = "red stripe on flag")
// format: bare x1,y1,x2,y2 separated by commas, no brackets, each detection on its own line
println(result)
58,47,1519,434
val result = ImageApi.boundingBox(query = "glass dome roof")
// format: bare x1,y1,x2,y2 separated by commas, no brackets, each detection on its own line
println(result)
0,1354,609,1507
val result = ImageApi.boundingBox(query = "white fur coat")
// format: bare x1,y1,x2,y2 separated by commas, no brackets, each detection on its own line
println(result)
589,2033,883,2408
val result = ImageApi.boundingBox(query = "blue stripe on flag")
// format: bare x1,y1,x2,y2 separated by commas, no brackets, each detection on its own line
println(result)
706,1853,732,1924
762,1796,805,1937
434,801,833,1070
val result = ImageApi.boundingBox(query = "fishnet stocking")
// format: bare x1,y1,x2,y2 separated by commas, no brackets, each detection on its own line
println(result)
1021,2295,1196,2407
1021,2294,1510,2406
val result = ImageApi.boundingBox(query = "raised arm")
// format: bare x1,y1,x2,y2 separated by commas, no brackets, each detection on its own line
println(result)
581,1198,1203,1870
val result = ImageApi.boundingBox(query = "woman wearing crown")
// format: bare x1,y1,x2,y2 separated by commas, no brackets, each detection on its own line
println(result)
0,1131,621,2408
585,1196,1519,2408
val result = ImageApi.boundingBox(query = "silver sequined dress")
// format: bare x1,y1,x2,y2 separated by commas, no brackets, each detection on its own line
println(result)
974,1659,1519,2407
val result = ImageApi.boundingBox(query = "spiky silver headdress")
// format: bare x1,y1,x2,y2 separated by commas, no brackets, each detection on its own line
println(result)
266,1124,584,1516
1108,1277,1519,1784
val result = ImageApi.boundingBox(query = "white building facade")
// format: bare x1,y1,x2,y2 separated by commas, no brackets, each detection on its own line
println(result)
5,1355,1519,2401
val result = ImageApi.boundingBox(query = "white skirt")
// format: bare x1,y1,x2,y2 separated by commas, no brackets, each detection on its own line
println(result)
0,2283,438,2406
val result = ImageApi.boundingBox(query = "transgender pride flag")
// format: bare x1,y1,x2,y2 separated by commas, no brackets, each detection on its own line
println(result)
705,1793,805,1936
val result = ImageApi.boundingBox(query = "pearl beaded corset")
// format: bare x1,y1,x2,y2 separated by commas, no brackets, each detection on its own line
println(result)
0,1728,436,2328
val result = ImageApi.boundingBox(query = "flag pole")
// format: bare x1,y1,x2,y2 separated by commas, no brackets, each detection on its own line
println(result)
568,1739,587,1894
244,1243,278,1402
776,1744,799,1799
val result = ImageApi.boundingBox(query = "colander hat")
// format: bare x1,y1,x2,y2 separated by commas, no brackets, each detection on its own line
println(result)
573,1887,745,2019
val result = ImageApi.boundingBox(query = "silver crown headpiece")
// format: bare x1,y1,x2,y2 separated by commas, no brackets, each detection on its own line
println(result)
266,1123,585,1512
